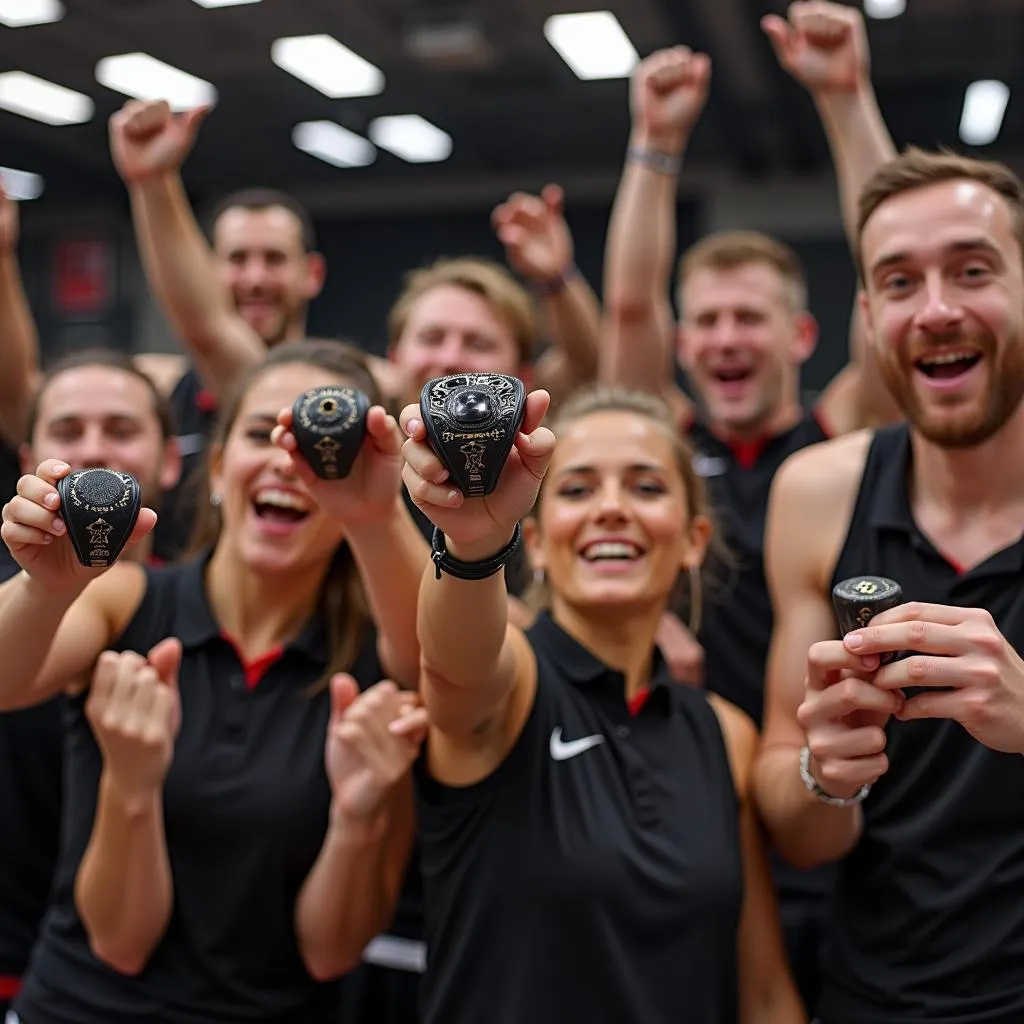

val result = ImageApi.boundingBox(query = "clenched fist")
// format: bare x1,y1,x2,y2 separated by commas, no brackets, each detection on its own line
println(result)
109,99,210,185
630,46,711,152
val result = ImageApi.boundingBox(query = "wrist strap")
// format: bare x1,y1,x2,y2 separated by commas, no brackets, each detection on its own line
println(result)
626,146,681,176
431,523,523,581
799,745,871,807
530,263,580,298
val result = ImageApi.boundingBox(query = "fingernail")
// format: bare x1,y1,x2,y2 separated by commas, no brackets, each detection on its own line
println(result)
53,463,69,474
448,490,460,504
52,518,65,534
407,419,420,435
43,493,58,509
845,634,863,649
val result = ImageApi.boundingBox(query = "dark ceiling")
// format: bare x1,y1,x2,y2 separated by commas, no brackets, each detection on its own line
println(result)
1,0,1023,214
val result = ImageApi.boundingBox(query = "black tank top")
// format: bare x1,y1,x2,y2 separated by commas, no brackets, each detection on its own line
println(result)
820,424,1024,1024
415,613,743,1024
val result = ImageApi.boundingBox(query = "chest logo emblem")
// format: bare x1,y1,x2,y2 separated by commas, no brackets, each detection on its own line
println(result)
549,727,605,761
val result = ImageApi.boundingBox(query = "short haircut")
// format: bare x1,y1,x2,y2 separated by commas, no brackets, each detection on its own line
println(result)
387,256,538,363
206,187,317,253
677,231,808,314
26,348,176,442
856,145,1024,281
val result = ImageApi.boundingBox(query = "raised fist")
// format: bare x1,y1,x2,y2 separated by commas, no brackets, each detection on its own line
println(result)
630,46,712,151
492,185,573,286
109,99,209,185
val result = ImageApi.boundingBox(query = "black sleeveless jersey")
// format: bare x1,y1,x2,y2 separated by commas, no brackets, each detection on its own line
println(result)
820,423,1024,1023
415,612,743,1024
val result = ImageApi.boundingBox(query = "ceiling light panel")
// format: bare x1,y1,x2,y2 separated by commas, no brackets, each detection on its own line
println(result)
0,71,93,125
271,35,384,99
543,11,638,80
368,115,452,163
293,121,376,168
95,53,217,110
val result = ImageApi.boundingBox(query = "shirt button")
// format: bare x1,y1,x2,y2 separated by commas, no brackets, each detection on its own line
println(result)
617,725,630,739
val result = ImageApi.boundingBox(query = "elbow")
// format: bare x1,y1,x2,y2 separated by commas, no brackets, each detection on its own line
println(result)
300,942,363,982
87,934,152,977
603,294,655,328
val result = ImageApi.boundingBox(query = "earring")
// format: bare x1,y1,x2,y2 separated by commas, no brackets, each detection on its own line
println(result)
533,567,545,587
210,492,222,507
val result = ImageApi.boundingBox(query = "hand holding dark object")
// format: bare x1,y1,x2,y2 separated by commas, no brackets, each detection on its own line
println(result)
57,468,143,568
291,386,370,480
419,373,526,498
832,575,904,664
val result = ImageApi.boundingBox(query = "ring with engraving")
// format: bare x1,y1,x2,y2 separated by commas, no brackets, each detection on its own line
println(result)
57,468,142,568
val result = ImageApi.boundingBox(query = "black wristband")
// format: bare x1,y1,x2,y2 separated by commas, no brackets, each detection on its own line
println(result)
431,523,523,581
529,263,580,297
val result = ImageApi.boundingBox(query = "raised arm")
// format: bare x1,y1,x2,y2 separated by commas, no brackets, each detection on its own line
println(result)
754,434,893,868
109,100,266,398
273,405,428,689
75,639,181,975
711,697,807,1024
0,460,155,709
0,187,39,446
763,1,900,431
492,184,600,394
399,391,553,749
295,677,427,979
600,46,709,398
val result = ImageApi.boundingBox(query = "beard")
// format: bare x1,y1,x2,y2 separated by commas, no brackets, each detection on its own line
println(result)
879,331,1024,448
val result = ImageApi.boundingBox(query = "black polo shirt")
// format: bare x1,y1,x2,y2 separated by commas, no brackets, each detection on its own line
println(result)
687,411,829,726
152,367,216,562
415,612,743,1024
819,423,1024,1024
0,558,63,1007
15,553,384,1024
0,440,21,580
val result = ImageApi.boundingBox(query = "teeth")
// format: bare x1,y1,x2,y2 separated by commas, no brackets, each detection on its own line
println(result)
584,541,640,560
254,489,308,512
919,351,978,366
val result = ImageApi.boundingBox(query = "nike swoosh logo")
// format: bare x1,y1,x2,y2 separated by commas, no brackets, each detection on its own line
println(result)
549,727,605,761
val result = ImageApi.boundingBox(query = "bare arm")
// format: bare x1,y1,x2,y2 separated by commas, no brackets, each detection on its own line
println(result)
753,436,868,868
600,47,709,400
110,100,266,398
711,697,806,1024
0,191,39,445
532,271,602,395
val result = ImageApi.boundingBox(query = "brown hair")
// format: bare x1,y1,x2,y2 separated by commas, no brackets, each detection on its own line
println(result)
387,256,538,363
189,338,381,690
206,187,318,253
677,230,808,314
27,347,177,443
856,146,1024,281
524,384,723,627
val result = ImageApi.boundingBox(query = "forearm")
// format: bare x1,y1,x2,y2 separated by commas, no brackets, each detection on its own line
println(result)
0,251,39,444
344,499,429,689
601,130,686,391
813,85,896,248
418,531,513,691
295,788,411,981
0,574,81,710
129,174,262,391
753,745,862,869
75,772,173,975
536,274,601,385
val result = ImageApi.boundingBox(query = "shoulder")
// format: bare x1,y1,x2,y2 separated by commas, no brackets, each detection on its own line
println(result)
706,693,757,802
773,427,872,501
86,562,151,637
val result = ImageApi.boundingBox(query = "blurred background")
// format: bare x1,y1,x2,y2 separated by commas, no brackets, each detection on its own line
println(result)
0,0,1018,392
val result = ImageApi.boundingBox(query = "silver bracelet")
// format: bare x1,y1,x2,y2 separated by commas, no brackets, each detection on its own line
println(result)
799,745,872,807
626,146,681,176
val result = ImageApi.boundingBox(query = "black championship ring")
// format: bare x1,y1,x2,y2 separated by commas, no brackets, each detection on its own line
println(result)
291,386,370,480
832,575,903,665
57,468,142,568
419,373,526,497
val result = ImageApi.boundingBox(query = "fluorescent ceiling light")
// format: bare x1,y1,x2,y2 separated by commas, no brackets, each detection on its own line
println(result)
0,166,44,201
0,0,63,28
543,11,638,80
960,80,1010,147
369,115,452,163
191,0,261,6
863,0,905,19
95,53,217,111
293,121,375,168
0,71,93,125
271,34,384,99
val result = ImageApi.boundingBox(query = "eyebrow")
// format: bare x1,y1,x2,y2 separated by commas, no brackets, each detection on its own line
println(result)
558,462,667,476
870,237,1003,277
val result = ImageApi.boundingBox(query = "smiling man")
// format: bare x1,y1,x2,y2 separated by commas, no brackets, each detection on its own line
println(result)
755,147,1024,1024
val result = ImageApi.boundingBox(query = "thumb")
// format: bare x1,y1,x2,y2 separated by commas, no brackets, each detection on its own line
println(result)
761,15,794,66
148,637,182,689
330,673,360,720
541,183,564,217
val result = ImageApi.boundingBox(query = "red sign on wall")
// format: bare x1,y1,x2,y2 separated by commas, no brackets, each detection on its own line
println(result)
52,239,113,318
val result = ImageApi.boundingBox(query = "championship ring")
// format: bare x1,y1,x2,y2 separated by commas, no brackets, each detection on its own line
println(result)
57,468,142,568
419,373,526,497
291,386,370,480
832,575,904,664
